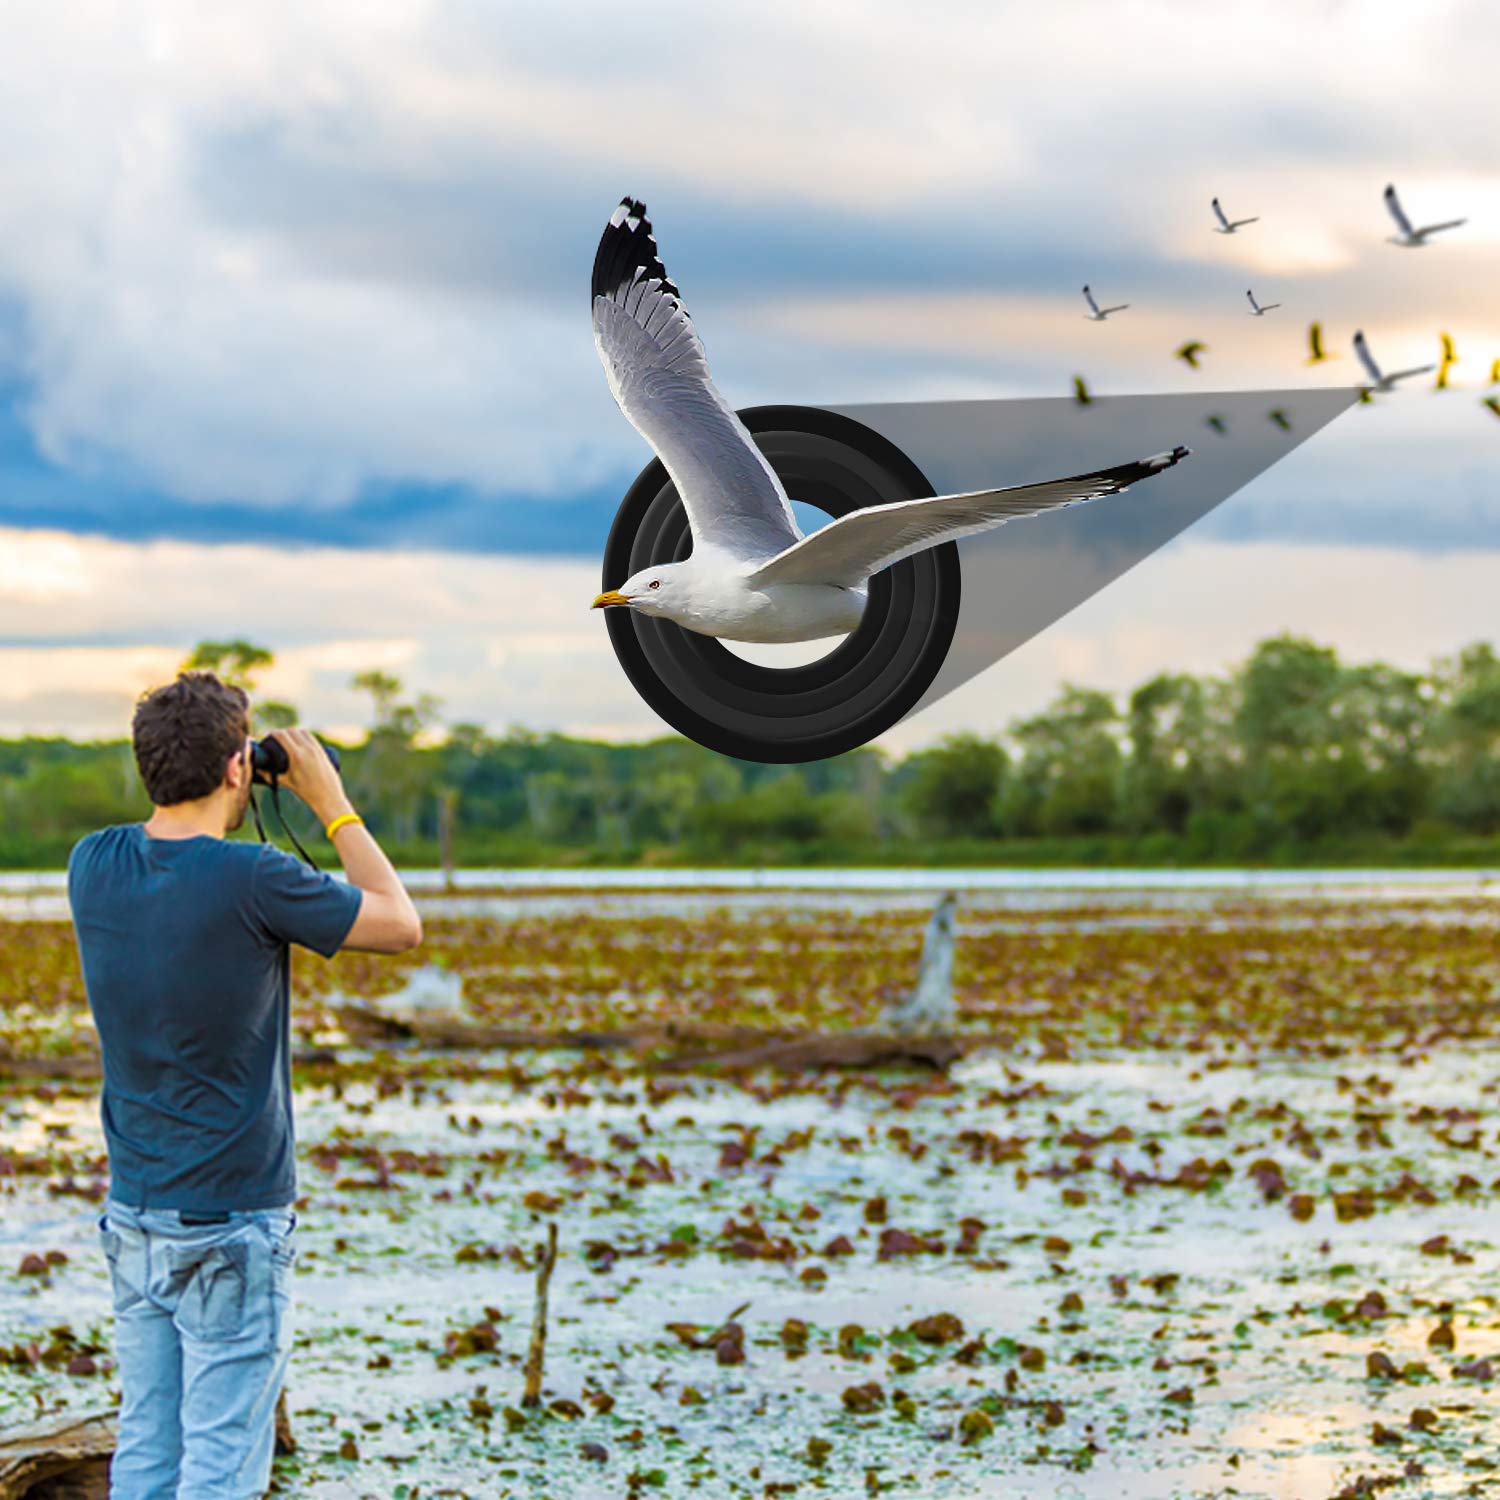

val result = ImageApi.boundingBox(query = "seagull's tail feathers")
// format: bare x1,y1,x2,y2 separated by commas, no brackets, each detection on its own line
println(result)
591,197,708,383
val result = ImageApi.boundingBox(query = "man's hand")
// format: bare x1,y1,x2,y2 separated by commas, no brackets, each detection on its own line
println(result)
265,728,352,829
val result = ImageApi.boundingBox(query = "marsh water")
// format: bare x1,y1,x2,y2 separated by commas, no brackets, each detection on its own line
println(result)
2,877,1498,1497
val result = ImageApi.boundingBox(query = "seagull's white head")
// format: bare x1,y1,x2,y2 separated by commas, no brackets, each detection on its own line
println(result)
591,562,695,620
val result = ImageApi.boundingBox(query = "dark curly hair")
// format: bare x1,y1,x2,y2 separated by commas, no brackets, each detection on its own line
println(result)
132,671,251,806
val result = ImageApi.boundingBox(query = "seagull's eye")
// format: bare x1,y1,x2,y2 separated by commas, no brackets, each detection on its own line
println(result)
648,579,661,590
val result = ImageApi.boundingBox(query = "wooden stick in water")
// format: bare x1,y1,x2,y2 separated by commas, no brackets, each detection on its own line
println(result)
520,1222,559,1408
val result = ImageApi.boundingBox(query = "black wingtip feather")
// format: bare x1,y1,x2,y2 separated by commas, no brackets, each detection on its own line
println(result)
591,196,684,309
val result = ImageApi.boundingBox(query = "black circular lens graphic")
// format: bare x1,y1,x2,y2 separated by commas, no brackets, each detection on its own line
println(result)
600,406,961,763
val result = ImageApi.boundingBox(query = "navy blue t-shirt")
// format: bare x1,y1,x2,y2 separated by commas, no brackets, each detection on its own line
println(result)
67,824,363,1211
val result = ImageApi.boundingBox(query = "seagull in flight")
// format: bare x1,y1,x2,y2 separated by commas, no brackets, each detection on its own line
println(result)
1175,340,1207,369
1246,289,1280,316
1483,396,1500,419
1353,330,1435,394
1212,197,1258,234
589,199,1191,646
1383,184,1466,247
1082,285,1129,321
1072,375,1094,406
1489,357,1500,386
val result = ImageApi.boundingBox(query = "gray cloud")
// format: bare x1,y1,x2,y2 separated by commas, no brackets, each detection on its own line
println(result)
0,0,1494,536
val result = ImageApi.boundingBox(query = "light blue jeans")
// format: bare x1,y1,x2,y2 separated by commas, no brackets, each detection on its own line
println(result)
98,1199,297,1500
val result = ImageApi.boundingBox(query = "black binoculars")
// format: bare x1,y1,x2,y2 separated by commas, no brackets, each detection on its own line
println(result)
249,735,341,786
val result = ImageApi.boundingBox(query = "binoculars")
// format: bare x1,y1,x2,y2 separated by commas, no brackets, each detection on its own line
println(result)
249,735,341,786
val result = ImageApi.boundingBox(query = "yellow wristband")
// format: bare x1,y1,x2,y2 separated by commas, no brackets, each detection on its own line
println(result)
324,813,364,840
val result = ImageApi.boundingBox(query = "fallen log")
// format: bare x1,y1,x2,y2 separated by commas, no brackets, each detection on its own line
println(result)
329,1005,784,1057
0,1396,296,1499
0,1045,339,1083
654,1031,970,1074
0,1411,112,1500
0,1053,102,1083
1,1022,1005,1082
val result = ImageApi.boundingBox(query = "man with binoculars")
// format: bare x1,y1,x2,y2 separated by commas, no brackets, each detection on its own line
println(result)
66,670,423,1499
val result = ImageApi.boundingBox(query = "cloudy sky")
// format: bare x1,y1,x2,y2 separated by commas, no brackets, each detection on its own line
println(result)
0,0,1496,748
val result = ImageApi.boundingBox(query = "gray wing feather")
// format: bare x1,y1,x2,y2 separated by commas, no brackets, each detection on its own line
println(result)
744,447,1190,588
1352,333,1383,385
1384,186,1415,238
591,200,800,560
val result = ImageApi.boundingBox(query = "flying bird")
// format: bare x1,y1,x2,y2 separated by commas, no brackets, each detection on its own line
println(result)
1072,375,1094,406
1267,408,1292,431
1353,330,1435,394
1205,414,1228,435
1306,322,1334,364
1383,184,1466,247
589,199,1191,645
1082,285,1129,321
1246,289,1280,316
1435,333,1458,391
1489,358,1500,386
1175,340,1207,369
1483,396,1500,419
1212,197,1259,234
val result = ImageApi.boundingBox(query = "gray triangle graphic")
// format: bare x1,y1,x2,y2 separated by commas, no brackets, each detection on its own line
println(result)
830,388,1358,717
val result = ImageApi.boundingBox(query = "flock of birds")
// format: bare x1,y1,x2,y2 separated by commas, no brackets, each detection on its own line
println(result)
1076,185,1499,429
586,183,1487,649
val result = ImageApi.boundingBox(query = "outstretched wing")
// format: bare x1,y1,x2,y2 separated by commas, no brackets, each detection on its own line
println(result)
1082,285,1101,316
1352,332,1383,386
1415,217,1466,237
1211,197,1230,231
591,199,800,560
1388,364,1436,383
743,447,1191,589
1384,185,1415,238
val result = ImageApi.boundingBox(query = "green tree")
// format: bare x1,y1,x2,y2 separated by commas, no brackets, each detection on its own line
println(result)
1432,643,1500,831
1123,672,1225,836
183,640,298,728
1230,636,1428,845
351,671,443,841
182,640,273,688
899,733,1007,839
1000,686,1122,836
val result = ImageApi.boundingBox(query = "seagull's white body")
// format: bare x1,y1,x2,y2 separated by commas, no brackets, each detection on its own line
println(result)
590,199,1192,645
1383,183,1465,247
1246,289,1280,316
1212,197,1258,234
1082,284,1128,321
1352,329,1435,393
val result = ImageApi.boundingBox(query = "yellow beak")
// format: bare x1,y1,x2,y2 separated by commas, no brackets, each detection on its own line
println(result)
591,590,629,609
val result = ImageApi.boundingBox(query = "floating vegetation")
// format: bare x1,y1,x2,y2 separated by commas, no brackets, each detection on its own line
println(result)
2,886,1498,1496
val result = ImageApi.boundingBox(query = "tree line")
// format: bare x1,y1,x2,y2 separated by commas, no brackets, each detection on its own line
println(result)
1,635,1497,868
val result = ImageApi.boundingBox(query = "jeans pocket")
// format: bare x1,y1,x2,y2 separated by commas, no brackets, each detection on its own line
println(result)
172,1241,250,1340
99,1227,143,1312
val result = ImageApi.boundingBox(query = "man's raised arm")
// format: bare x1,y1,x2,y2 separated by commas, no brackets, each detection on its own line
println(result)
269,727,423,954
